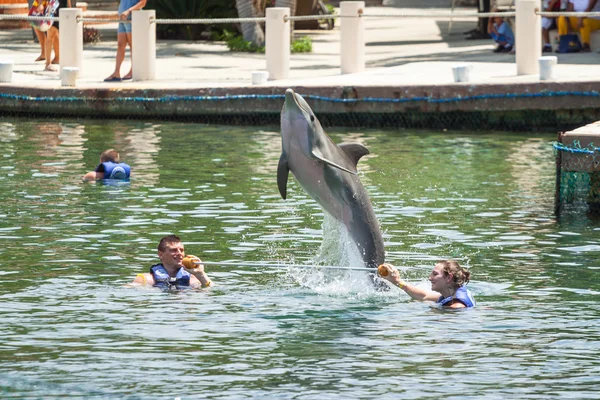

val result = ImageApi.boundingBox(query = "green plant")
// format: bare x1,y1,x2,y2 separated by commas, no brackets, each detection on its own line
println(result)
222,30,312,54
222,29,265,52
291,36,312,53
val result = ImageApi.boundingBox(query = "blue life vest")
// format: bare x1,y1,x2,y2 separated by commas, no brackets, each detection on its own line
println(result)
95,161,131,180
437,286,476,308
149,264,191,289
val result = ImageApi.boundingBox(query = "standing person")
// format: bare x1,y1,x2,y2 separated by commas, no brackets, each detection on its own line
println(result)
82,148,131,181
131,235,212,289
104,0,147,82
487,9,515,53
44,0,71,71
378,260,475,309
28,0,47,61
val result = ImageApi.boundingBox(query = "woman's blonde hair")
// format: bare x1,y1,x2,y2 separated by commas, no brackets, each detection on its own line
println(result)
437,260,471,288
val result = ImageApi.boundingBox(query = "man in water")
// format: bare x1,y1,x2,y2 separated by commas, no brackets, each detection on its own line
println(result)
83,148,131,181
131,235,212,289
379,260,475,308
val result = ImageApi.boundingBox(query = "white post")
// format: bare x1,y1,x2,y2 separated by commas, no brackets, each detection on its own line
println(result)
516,0,541,75
0,60,13,83
340,1,365,74
59,8,83,74
132,10,156,81
266,7,290,80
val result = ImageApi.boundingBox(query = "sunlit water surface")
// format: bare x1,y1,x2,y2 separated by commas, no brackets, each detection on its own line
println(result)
0,118,599,399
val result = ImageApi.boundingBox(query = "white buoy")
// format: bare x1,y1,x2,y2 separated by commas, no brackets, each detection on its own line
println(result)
61,66,79,87
539,56,557,80
251,71,269,85
0,60,13,83
452,64,473,83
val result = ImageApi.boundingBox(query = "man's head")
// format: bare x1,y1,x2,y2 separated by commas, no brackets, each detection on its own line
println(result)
100,149,120,163
157,235,185,271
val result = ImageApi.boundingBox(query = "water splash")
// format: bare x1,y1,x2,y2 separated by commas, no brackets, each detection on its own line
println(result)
286,214,383,298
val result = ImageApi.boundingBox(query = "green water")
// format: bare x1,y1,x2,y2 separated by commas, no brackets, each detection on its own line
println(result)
0,118,599,399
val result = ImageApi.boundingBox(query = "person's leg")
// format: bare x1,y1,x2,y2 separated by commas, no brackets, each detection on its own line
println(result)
105,32,128,80
557,16,568,36
34,29,46,61
581,18,600,50
52,30,60,63
567,16,579,33
44,27,57,70
122,32,133,79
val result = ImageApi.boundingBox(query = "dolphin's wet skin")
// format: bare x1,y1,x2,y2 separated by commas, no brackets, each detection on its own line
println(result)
278,88,385,270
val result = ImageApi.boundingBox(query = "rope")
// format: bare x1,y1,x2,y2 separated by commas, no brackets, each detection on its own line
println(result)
0,14,58,21
362,11,515,18
5,10,600,24
553,141,599,154
193,260,432,274
154,17,266,24
1,91,599,105
197,260,378,272
537,11,600,17
286,14,337,22
77,17,123,23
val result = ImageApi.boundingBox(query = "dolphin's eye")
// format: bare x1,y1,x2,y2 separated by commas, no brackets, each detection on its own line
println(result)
310,115,315,122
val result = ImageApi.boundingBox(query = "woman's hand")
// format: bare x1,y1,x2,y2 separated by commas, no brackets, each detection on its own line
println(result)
378,263,403,287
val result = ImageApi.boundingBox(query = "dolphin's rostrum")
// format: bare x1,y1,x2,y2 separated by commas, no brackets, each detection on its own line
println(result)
278,88,385,269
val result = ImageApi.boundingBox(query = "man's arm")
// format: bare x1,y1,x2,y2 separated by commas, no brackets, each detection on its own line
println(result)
131,272,154,286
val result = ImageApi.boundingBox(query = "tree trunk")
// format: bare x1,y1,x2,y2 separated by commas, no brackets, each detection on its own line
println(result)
236,0,265,47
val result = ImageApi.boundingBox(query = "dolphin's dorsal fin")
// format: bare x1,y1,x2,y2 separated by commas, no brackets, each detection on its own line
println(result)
338,143,370,167
277,153,290,199
312,148,358,175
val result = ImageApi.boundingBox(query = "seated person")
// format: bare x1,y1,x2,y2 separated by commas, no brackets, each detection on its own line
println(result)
542,0,561,52
131,234,212,289
83,148,130,181
581,0,600,52
487,10,515,53
556,0,600,52
378,260,475,309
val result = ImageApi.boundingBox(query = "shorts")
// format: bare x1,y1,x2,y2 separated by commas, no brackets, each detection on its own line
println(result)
118,21,132,33
542,17,556,30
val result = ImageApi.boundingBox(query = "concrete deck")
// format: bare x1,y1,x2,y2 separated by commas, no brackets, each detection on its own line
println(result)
1,1,600,129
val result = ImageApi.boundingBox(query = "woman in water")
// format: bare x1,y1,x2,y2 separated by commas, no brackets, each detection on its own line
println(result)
378,260,475,308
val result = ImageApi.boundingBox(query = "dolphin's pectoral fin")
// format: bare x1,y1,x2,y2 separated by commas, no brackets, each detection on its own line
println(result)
338,143,370,167
277,153,290,200
311,149,358,175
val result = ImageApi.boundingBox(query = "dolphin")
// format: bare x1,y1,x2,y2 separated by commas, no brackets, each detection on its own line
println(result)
278,88,385,270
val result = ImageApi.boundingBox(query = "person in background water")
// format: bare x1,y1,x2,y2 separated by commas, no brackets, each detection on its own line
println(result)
378,260,475,308
131,235,212,289
487,8,515,53
82,148,131,181
104,0,147,82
